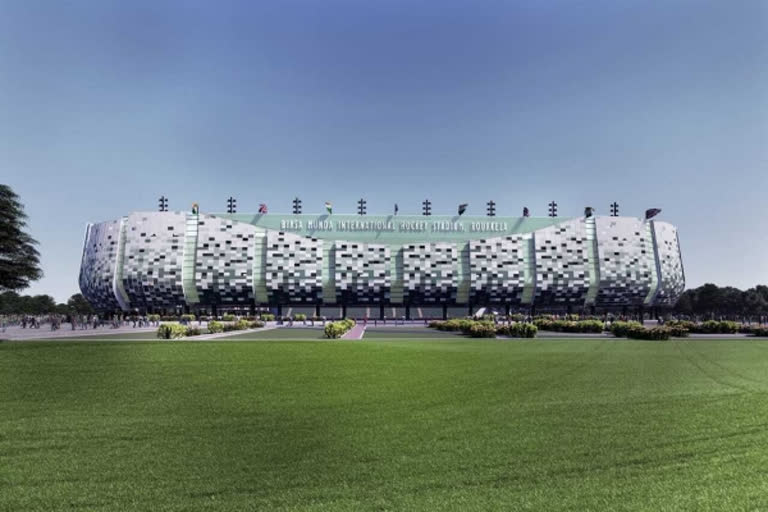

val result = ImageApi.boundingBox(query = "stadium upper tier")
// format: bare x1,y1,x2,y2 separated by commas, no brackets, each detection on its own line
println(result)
79,211,684,311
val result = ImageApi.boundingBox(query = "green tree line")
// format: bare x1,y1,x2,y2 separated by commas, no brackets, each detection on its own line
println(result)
0,292,94,316
673,284,768,318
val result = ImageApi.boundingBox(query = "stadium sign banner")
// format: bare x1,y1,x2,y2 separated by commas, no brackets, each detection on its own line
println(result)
219,213,566,242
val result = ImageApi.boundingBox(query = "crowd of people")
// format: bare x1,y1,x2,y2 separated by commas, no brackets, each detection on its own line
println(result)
0,313,168,333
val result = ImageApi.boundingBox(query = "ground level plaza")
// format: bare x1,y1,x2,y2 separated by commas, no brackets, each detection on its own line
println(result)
79,211,684,313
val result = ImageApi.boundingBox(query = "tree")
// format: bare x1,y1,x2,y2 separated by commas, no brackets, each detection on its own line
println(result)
0,185,42,291
67,293,95,315
743,288,768,318
674,290,694,315
694,283,722,317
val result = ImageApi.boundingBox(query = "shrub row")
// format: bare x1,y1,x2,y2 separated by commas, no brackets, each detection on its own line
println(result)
324,318,356,339
430,319,479,333
496,323,538,338
609,321,643,338
206,319,263,335
157,323,201,340
625,326,672,340
428,319,538,338
665,320,739,334
610,321,679,340
533,319,605,333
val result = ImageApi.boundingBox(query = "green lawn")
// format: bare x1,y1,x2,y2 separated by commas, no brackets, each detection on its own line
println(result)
363,327,464,339
219,327,328,340
2,338,768,511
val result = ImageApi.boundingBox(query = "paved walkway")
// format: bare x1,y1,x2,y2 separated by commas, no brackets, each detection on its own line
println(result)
342,324,367,340
1,324,157,341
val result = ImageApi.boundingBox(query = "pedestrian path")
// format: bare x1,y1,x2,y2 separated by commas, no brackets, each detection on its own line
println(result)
2,324,157,341
342,324,366,340
194,325,279,340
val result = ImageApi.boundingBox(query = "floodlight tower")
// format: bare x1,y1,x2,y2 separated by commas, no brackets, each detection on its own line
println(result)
548,201,558,217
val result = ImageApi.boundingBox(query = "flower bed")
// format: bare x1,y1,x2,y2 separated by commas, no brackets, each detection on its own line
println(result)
324,318,356,339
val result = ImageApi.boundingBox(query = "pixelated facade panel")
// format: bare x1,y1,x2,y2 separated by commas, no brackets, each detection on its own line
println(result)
533,218,591,305
334,241,391,303
121,212,186,308
265,231,323,303
402,242,458,304
594,216,654,307
653,221,685,306
469,235,526,304
194,214,256,305
79,220,122,311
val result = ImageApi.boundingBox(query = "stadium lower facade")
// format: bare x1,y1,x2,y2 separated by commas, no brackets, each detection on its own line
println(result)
79,211,684,317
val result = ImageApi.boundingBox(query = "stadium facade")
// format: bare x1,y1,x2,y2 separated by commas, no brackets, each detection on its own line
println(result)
79,210,684,317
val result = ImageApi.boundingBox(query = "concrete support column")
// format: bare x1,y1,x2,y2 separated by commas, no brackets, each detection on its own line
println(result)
442,304,448,320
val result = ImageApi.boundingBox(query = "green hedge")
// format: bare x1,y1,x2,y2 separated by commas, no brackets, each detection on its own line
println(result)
748,326,768,337
430,319,478,334
156,323,187,340
324,318,356,339
625,326,672,340
469,323,496,338
261,313,275,321
534,319,605,333
609,321,644,338
293,313,307,321
428,319,538,339
207,321,224,334
665,320,740,334
496,323,538,338
180,314,196,322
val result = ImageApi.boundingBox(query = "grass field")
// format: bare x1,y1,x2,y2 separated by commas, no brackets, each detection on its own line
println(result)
219,327,328,340
2,338,768,511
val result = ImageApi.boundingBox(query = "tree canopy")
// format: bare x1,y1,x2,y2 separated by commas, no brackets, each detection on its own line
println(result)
673,284,768,318
0,292,94,316
0,184,42,291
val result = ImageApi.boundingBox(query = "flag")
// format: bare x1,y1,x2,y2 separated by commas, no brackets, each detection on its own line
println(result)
458,203,468,216
645,208,662,220
191,203,199,215
394,203,399,215
325,201,333,215
584,206,594,217
523,207,530,217
258,203,268,214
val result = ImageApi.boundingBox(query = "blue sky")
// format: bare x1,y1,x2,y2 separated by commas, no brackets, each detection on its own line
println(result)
1,0,766,302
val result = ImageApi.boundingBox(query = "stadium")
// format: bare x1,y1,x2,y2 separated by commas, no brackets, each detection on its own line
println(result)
78,207,685,317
